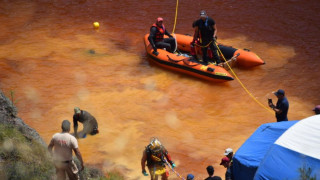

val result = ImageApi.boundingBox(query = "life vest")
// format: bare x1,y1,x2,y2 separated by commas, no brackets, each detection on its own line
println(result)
151,24,166,42
146,145,167,167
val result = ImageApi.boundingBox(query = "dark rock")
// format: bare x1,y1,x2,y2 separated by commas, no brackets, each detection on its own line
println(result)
0,90,46,146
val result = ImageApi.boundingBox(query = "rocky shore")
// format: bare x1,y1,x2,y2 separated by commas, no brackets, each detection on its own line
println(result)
0,90,117,179
0,90,46,145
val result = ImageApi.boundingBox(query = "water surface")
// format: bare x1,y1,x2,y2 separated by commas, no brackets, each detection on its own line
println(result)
0,0,319,179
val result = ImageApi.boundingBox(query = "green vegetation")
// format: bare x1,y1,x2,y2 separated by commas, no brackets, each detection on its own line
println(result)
1,90,17,117
0,124,125,180
0,90,125,179
74,158,125,180
0,124,55,179
105,171,125,180
0,124,126,180
299,164,317,180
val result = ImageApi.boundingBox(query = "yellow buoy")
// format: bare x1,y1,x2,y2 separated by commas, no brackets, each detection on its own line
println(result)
93,22,100,29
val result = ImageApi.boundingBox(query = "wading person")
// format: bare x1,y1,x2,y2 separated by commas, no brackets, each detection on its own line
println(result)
48,120,84,180
73,107,99,138
192,10,221,65
141,138,176,180
268,89,289,122
148,17,176,56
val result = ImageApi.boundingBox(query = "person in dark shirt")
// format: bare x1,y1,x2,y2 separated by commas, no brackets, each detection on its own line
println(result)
73,107,99,138
313,105,320,115
205,165,222,180
148,17,176,56
220,157,233,180
192,10,221,65
268,89,289,122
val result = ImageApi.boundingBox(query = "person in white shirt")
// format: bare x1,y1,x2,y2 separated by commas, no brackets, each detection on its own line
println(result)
48,120,84,180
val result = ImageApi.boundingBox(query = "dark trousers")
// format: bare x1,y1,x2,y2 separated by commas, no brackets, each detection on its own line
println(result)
201,40,221,64
277,117,288,122
155,37,176,53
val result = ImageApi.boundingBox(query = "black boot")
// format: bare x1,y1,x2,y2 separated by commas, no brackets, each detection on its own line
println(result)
192,55,198,61
212,50,221,64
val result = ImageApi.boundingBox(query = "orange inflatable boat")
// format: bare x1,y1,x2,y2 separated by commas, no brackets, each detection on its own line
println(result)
174,34,265,68
144,34,234,82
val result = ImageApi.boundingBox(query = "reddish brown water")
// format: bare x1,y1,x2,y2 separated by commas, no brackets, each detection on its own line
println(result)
1,0,319,179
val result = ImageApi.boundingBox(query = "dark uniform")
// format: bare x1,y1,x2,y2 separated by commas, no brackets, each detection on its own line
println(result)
275,97,289,122
73,110,98,137
193,16,221,64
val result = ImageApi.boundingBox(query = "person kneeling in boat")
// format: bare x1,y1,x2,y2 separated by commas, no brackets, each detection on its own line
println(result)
141,138,176,180
148,17,176,56
192,10,221,65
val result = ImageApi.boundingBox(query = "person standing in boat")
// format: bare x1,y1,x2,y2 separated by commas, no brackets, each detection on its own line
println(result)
141,137,176,180
268,89,289,122
148,17,176,56
192,10,221,65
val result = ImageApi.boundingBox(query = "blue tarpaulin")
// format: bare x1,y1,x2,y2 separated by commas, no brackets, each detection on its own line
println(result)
254,115,320,180
233,121,298,180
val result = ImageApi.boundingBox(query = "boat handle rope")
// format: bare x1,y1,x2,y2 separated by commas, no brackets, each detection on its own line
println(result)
167,55,199,67
182,58,198,67
164,158,185,180
167,55,183,63
215,41,273,114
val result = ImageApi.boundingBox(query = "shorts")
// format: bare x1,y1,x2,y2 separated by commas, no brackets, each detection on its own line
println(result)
148,165,168,176
54,160,79,180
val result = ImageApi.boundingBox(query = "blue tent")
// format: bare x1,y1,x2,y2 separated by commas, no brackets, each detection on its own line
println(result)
254,115,320,180
233,120,298,180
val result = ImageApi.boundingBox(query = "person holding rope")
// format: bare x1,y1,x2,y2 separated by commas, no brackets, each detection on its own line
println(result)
192,10,221,65
148,17,176,56
141,138,176,180
268,89,289,122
